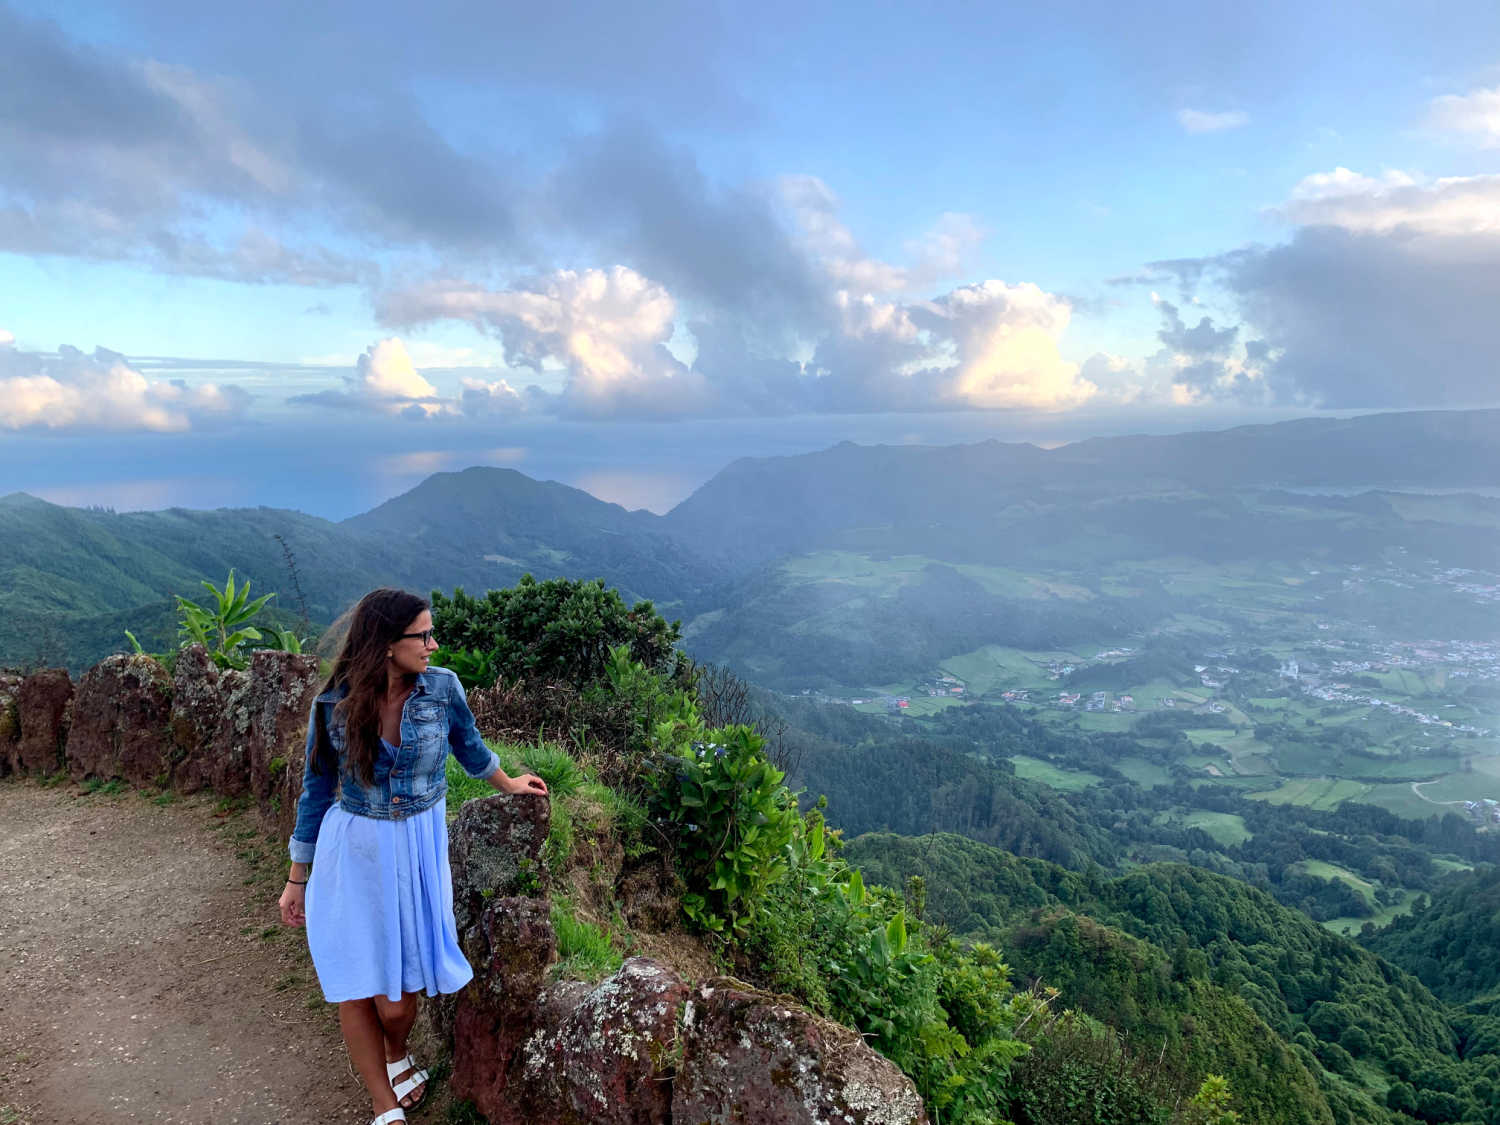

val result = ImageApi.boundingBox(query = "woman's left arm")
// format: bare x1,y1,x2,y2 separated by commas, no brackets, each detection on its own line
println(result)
445,672,549,797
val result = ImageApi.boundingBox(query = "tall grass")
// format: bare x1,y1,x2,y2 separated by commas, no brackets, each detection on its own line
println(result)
551,897,622,980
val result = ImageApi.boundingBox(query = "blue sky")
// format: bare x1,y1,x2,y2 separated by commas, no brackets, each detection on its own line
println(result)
2,1,1498,514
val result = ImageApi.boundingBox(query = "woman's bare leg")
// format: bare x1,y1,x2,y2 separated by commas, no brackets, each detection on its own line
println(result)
374,992,426,1107
339,998,401,1117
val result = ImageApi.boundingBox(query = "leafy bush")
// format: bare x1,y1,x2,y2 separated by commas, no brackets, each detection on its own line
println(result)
646,717,799,937
1009,1015,1175,1125
431,577,686,691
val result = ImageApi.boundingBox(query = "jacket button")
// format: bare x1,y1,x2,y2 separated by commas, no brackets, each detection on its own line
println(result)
392,796,401,804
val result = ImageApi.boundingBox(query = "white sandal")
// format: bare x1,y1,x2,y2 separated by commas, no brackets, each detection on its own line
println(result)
372,1110,406,1125
386,1053,429,1109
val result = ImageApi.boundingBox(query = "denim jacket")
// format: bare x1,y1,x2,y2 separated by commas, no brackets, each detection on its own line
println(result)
288,666,500,863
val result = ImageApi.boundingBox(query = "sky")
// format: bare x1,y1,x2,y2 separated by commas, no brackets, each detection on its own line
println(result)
2,0,1498,516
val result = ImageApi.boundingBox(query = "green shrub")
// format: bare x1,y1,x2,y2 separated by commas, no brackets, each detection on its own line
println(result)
431,577,686,691
1010,1015,1175,1125
646,720,799,937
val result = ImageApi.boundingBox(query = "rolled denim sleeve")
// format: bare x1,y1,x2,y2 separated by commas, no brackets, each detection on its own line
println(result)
446,674,501,779
288,700,337,863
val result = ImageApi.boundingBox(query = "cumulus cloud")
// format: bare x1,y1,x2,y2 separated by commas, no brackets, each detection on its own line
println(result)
1429,85,1500,148
919,282,1096,410
1177,109,1249,134
1279,167,1500,235
382,268,715,419
289,338,450,416
383,266,1101,417
0,344,251,431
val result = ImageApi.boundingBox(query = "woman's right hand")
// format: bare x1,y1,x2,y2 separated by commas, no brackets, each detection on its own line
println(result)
279,881,307,927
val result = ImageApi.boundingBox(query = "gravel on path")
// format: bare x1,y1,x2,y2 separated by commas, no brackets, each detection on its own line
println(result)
0,781,370,1124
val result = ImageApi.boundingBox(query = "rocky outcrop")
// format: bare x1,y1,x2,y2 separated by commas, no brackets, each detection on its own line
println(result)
65,654,174,785
450,791,552,940
447,795,930,1125
450,897,558,1120
168,645,224,793
673,982,930,1125
199,667,253,797
515,958,688,1125
0,671,23,776
168,648,317,834
14,669,73,776
239,650,319,839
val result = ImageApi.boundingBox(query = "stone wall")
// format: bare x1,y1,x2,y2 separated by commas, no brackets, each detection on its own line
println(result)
3,647,318,839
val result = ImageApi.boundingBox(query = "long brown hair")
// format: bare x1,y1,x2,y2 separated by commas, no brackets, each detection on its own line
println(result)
315,587,429,784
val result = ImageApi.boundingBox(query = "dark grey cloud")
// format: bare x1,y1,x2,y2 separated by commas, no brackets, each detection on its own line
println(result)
0,5,508,279
1224,226,1500,408
543,124,828,334
1156,298,1238,356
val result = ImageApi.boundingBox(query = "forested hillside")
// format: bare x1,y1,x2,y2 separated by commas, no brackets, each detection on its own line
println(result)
845,832,1500,1125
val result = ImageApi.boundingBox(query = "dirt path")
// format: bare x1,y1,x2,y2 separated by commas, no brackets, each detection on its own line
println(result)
0,780,370,1124
1410,780,1466,806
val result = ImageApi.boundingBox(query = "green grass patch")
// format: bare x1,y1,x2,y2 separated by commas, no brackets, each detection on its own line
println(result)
1007,755,1102,791
1292,860,1376,905
1323,889,1419,938
1247,777,1372,810
1156,809,1252,846
550,897,623,981
1115,757,1173,787
1360,783,1448,820
1412,770,1500,804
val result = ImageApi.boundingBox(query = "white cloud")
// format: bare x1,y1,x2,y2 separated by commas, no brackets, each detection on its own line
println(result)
1280,166,1500,235
357,338,440,401
289,338,450,416
1177,108,1250,134
382,267,714,419
384,264,1110,417
0,329,13,347
921,282,1096,410
0,344,250,431
1429,85,1500,148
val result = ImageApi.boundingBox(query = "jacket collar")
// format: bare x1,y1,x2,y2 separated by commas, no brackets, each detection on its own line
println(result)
316,670,433,704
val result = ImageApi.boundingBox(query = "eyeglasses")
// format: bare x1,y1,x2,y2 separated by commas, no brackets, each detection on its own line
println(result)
399,629,437,645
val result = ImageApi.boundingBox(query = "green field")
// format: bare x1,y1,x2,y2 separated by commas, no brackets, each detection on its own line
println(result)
1361,783,1449,819
938,645,1058,695
1410,770,1500,803
1116,757,1174,787
1155,809,1252,846
1008,755,1103,791
1183,728,1275,775
1247,777,1372,810
1324,890,1418,938
1293,859,1376,905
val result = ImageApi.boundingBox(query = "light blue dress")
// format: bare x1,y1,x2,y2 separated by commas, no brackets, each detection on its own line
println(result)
305,739,474,1003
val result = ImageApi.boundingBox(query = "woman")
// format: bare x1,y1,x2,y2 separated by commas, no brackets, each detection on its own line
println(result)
278,588,548,1125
